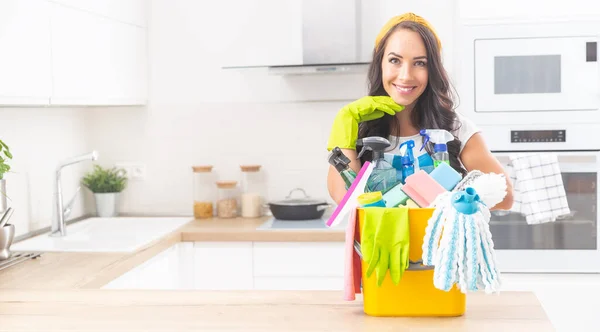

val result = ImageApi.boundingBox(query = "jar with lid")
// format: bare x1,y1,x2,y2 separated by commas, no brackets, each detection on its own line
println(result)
192,165,215,219
216,181,239,218
239,165,266,218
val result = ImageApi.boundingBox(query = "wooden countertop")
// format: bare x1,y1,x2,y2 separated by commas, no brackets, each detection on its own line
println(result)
0,216,554,331
0,289,554,331
180,216,345,242
0,216,344,289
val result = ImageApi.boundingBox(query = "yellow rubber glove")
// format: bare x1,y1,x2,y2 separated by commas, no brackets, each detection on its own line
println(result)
326,96,404,151
361,207,410,286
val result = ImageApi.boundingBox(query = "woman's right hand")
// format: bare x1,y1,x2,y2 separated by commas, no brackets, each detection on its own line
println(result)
326,96,404,151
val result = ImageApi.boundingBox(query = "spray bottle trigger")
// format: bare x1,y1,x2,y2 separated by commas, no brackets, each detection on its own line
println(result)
419,129,429,151
357,146,372,159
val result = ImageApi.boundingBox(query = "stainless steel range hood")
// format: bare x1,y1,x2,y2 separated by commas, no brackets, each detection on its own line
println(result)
223,0,370,75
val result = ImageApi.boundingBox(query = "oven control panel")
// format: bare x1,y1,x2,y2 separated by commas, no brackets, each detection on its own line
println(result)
510,130,566,143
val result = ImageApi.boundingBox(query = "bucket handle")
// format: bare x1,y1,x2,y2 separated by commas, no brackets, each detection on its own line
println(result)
354,241,434,271
408,259,434,271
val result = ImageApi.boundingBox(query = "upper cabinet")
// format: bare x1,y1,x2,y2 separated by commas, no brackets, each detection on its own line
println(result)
0,0,52,105
0,0,147,106
49,0,147,27
50,4,147,105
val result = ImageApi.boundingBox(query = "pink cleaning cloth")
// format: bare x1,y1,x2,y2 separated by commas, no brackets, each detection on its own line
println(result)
343,208,362,301
402,170,447,207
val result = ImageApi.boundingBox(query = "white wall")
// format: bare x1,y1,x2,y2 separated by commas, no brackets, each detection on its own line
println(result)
0,108,90,236
83,0,457,216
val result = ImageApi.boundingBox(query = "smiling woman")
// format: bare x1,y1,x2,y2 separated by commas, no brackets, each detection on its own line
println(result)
326,12,513,211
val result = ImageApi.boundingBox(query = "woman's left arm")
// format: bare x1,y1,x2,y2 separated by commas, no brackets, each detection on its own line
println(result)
459,132,514,211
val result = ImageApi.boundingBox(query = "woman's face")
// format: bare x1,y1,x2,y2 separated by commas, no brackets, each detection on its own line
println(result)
381,28,429,108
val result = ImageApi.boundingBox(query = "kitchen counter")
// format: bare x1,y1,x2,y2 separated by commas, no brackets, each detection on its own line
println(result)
0,216,554,331
0,216,343,289
180,216,345,242
0,289,554,331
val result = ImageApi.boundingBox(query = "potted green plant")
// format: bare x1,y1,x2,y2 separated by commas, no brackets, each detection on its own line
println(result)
0,139,13,212
81,165,128,217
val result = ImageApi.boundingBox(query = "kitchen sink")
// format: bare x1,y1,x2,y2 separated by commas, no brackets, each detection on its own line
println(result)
10,217,192,253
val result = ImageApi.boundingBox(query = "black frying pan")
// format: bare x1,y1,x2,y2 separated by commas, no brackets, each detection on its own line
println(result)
266,188,331,220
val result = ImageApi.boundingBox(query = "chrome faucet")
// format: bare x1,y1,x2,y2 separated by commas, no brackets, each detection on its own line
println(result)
50,151,99,237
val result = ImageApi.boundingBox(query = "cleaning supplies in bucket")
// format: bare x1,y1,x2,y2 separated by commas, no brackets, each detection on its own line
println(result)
357,192,386,207
422,186,504,294
454,170,508,208
328,147,357,189
326,161,374,227
357,137,397,193
360,207,411,286
399,140,416,183
402,170,447,207
420,129,454,168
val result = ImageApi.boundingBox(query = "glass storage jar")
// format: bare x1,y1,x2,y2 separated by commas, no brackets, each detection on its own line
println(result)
240,165,266,218
192,165,215,219
216,181,239,218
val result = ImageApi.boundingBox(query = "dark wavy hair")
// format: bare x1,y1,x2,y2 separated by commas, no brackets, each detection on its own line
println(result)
357,21,466,176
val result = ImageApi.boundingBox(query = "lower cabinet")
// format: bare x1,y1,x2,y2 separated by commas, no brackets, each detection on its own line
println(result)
103,243,194,290
103,241,345,290
193,241,254,290
252,242,345,290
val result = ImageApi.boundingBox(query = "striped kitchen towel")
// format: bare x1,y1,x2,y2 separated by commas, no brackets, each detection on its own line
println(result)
507,153,570,225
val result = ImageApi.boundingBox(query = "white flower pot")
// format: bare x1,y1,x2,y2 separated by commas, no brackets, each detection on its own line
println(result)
94,192,120,218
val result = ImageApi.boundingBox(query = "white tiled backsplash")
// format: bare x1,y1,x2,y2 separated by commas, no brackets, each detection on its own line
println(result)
0,107,90,236
84,102,340,215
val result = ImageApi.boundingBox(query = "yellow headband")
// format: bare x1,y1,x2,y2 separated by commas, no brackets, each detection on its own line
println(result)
374,12,442,51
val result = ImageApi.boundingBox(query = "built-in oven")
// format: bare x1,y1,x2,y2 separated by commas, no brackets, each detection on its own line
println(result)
482,124,600,272
456,20,600,127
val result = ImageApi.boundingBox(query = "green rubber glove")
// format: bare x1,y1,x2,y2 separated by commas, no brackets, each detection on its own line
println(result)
326,96,404,151
361,207,410,286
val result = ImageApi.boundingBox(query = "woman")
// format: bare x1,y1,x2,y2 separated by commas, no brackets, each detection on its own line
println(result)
326,13,513,210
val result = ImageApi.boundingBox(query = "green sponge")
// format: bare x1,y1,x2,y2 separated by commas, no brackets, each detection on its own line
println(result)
382,183,409,207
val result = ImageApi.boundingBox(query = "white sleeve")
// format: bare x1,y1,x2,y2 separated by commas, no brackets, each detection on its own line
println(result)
454,112,481,153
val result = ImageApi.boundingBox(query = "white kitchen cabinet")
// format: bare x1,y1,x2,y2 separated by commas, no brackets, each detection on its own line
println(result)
0,0,52,105
193,242,254,290
50,3,147,105
103,243,194,290
49,0,147,27
252,242,345,291
253,242,345,277
104,241,345,291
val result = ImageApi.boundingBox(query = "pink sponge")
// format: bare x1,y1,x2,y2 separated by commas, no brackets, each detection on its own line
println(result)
402,170,447,207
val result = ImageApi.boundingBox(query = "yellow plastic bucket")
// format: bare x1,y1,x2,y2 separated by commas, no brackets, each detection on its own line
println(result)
357,207,466,317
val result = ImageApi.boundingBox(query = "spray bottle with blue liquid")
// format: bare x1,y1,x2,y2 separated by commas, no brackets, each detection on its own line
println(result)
420,129,454,168
398,140,415,184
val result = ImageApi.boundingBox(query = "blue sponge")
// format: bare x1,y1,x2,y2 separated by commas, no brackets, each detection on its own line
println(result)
429,162,461,191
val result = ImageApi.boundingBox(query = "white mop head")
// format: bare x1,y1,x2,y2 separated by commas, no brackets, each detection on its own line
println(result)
454,171,507,208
